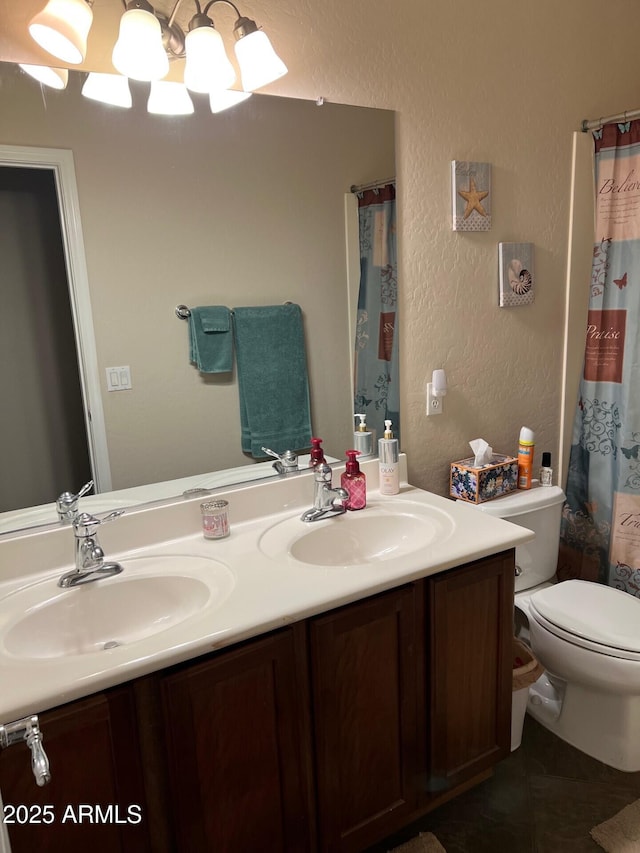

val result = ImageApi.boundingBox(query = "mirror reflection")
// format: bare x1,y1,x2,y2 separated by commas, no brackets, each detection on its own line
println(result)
0,61,395,535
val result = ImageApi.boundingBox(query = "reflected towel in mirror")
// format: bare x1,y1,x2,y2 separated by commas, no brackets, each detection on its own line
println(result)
233,304,312,458
188,306,233,373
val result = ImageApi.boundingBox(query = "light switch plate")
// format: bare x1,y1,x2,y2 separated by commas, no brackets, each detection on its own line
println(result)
106,366,132,391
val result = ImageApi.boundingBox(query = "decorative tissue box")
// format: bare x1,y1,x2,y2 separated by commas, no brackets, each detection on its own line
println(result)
450,454,519,504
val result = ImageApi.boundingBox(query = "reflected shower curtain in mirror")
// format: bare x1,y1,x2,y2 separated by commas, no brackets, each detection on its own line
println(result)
353,183,400,445
559,120,640,595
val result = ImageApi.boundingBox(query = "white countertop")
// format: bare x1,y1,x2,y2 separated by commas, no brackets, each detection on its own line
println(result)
0,458,533,722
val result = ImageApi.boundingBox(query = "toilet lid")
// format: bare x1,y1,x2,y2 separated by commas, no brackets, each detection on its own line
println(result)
529,580,640,654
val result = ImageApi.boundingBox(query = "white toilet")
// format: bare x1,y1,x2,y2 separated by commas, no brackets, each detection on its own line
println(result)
474,483,640,772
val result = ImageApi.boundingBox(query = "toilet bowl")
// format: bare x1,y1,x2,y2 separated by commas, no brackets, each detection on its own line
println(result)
470,483,640,772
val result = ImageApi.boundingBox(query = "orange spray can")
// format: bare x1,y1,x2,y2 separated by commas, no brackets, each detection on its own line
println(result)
517,426,535,489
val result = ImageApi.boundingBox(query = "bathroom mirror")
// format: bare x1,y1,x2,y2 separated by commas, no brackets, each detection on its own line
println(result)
0,60,395,535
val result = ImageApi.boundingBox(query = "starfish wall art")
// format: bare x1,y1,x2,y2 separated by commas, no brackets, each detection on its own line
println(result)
451,160,492,231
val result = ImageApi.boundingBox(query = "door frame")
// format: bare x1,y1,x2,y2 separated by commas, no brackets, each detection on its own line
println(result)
559,132,594,487
344,191,360,398
0,144,111,492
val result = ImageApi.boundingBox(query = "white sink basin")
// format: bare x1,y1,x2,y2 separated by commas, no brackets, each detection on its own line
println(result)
258,500,456,567
2,555,235,659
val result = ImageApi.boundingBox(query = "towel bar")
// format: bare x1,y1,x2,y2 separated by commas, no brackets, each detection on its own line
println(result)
176,302,293,319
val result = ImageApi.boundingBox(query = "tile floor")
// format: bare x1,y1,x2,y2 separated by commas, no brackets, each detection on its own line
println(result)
369,715,640,852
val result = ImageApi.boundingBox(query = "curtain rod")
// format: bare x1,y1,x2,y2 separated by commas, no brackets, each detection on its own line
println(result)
581,108,640,132
350,177,396,193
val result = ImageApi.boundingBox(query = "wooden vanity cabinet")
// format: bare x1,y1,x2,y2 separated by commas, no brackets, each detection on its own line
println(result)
305,549,515,849
160,626,315,853
0,687,151,853
426,551,514,797
309,583,421,853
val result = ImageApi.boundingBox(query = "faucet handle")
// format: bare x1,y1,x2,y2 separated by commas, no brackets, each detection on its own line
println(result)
73,509,124,537
56,479,94,522
76,479,95,500
262,446,283,461
261,447,298,474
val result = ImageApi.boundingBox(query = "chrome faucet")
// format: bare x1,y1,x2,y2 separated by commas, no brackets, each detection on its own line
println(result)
58,510,125,588
262,447,299,475
56,479,94,523
301,463,348,522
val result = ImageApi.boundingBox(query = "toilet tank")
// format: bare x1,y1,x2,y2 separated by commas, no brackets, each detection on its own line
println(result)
471,485,565,592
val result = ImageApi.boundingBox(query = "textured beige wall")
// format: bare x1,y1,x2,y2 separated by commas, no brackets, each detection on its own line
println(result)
253,0,640,493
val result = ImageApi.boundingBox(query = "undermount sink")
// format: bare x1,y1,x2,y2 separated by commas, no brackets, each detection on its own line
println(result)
258,500,456,567
2,555,235,659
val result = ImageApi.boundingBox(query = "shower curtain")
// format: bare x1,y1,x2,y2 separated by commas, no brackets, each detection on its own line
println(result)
353,182,400,445
559,120,640,596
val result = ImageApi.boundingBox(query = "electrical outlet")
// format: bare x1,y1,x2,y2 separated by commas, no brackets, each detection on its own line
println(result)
426,382,443,416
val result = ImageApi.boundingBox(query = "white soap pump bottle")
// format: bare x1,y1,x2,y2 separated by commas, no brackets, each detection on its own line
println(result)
353,413,373,457
378,419,399,495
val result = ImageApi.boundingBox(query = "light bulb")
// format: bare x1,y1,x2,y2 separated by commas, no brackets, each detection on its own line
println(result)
82,73,132,108
28,0,93,64
184,25,235,94
209,89,251,113
148,81,194,115
112,8,169,82
234,29,287,92
19,64,69,89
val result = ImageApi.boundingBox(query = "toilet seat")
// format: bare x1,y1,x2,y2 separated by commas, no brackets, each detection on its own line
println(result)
529,580,640,661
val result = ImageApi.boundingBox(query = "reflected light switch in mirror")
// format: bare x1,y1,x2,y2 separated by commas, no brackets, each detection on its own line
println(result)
106,365,132,391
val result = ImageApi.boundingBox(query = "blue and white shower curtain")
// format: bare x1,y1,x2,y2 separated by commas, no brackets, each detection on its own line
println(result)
353,182,400,444
559,120,640,596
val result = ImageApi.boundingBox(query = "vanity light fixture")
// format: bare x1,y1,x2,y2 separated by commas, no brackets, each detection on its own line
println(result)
113,0,288,93
18,63,69,89
27,0,286,113
28,0,94,64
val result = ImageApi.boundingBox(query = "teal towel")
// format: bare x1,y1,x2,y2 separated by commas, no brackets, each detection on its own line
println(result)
233,304,312,458
189,306,233,373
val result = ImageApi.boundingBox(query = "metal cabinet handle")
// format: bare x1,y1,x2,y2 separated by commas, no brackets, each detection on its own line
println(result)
0,715,51,787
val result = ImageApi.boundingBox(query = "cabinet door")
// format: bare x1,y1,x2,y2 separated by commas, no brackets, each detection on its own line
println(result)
310,584,420,853
0,688,151,853
427,550,514,794
161,627,314,852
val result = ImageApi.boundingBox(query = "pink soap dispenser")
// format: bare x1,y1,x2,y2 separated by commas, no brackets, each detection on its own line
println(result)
341,450,366,511
309,437,326,468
